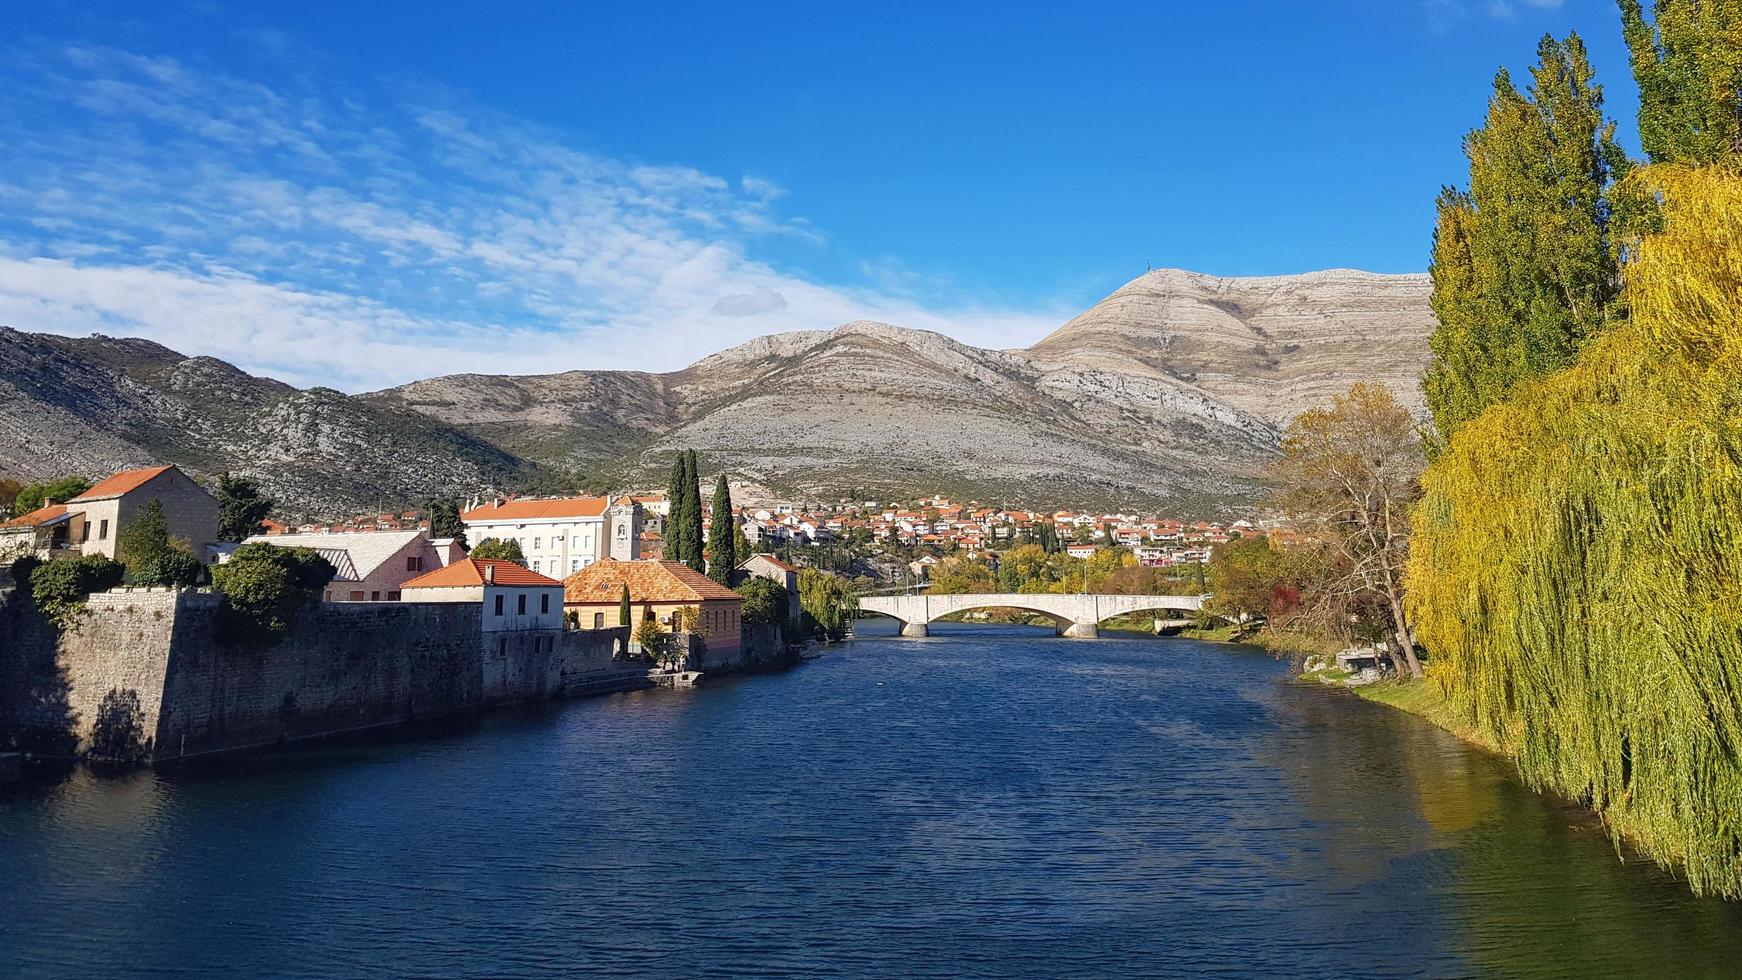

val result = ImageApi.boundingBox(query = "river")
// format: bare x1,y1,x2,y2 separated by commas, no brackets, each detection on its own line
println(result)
3,621,1740,978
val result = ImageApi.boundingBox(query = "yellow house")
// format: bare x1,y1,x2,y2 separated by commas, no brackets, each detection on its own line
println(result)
563,559,743,654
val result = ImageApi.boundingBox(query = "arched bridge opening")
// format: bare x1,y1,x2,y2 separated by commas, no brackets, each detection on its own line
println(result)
857,593,1209,640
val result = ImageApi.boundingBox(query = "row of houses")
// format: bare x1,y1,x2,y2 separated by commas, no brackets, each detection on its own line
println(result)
702,493,1271,567
2,467,804,659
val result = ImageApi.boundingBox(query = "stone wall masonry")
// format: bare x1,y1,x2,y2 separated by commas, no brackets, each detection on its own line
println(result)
0,587,651,763
154,599,486,760
693,622,796,674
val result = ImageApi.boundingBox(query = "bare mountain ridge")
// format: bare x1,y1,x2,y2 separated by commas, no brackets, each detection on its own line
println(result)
374,270,1434,508
0,327,524,514
0,268,1435,514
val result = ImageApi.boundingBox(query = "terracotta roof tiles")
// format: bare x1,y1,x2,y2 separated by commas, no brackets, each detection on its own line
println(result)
461,497,611,522
563,559,742,605
69,465,175,502
0,504,71,530
402,558,562,589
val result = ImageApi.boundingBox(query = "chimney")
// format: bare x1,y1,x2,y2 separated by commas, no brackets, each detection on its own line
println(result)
43,498,56,508
484,563,495,585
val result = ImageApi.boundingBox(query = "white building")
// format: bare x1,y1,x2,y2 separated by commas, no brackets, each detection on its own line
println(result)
399,558,565,633
241,529,449,602
460,495,642,578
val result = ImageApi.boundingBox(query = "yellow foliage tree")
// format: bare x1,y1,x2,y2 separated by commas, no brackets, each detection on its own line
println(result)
1407,164,1742,896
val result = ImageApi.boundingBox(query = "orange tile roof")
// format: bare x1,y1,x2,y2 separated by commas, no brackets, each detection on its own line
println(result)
461,496,611,522
563,559,742,605
0,504,71,530
402,558,562,589
69,465,175,502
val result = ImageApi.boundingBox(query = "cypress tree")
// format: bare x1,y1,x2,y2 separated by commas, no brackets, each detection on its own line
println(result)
682,451,706,574
665,455,689,563
1620,0,1742,164
1424,33,1628,440
618,583,632,627
708,472,737,584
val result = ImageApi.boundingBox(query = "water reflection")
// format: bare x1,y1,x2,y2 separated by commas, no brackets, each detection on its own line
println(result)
3,623,1741,978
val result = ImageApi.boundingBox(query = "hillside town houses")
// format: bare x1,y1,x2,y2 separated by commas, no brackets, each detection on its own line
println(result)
714,494,1268,568
4,459,1278,644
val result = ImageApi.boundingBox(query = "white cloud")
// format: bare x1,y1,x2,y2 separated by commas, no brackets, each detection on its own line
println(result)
1423,0,1562,27
0,43,1066,391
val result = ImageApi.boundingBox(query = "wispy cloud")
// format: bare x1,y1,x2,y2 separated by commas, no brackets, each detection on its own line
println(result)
0,43,1064,391
1422,0,1563,30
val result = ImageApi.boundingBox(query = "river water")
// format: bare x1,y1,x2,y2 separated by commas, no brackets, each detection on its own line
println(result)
3,621,1740,978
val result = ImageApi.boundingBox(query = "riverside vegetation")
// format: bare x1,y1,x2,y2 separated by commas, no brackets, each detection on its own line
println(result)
1223,1,1742,899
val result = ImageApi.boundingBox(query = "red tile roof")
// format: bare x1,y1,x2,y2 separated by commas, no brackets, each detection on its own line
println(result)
69,465,175,502
0,504,71,530
402,558,562,589
461,497,610,521
563,559,742,605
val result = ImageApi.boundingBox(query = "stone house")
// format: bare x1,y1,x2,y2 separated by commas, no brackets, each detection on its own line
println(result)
563,559,743,656
241,529,446,602
67,465,220,561
400,558,565,633
735,553,800,623
0,504,82,559
460,495,642,579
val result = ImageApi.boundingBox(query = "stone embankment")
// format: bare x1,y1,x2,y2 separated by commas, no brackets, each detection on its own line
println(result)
0,586,646,764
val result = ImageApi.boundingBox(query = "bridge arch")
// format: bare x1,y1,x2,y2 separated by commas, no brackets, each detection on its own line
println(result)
858,593,1208,639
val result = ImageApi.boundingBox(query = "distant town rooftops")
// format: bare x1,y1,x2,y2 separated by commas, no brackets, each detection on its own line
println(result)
68,464,175,502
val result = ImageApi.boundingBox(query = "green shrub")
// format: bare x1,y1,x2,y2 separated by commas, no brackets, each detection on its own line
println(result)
29,555,124,627
735,576,787,626
469,538,525,564
131,550,206,589
211,543,335,647
116,500,205,587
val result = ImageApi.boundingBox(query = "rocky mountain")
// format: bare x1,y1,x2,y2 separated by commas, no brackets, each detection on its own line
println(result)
1027,268,1435,424
0,269,1435,515
0,328,525,514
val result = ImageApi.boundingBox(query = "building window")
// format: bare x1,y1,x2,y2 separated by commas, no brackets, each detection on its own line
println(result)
98,519,109,540
533,537,541,550
540,593,550,614
593,612,603,629
517,594,527,616
531,560,540,573
494,594,504,616
349,591,365,601
407,556,422,572
371,591,380,601
388,591,401,601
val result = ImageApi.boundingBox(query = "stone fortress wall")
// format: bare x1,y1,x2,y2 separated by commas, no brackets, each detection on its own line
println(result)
0,587,639,763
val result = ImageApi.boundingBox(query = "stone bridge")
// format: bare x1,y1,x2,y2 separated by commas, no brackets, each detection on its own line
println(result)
858,593,1209,639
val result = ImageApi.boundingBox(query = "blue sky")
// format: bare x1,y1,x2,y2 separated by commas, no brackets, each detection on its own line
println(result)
0,0,1641,389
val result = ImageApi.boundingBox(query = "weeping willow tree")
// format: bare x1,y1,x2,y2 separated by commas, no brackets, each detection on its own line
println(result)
1407,164,1742,896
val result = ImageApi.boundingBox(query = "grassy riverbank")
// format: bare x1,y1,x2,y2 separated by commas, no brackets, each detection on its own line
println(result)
1348,679,1506,756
